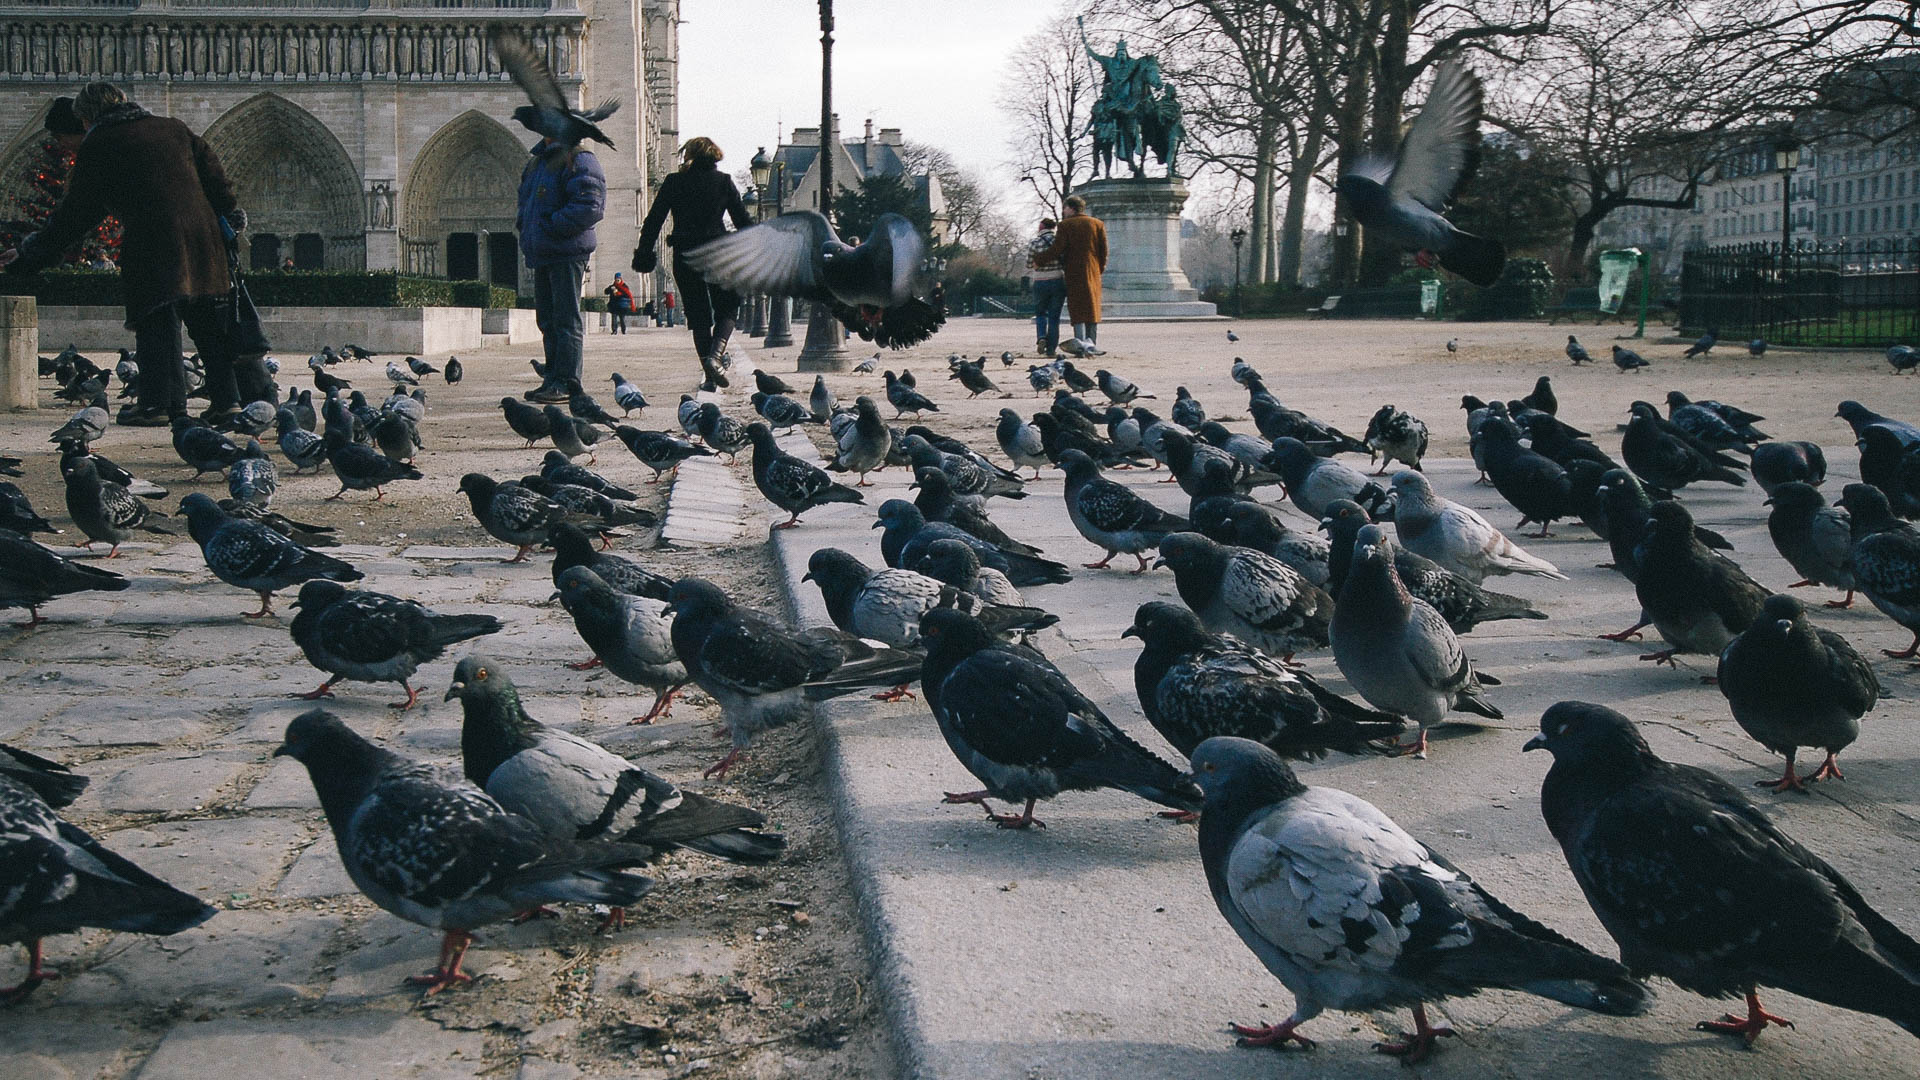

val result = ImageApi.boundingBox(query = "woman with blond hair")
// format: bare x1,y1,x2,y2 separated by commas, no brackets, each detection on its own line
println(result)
634,136,751,388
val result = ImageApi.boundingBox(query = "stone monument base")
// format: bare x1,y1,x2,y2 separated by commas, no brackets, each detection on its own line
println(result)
1076,177,1219,320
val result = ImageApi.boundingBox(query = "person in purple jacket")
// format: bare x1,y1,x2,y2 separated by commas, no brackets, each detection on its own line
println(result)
517,131,605,403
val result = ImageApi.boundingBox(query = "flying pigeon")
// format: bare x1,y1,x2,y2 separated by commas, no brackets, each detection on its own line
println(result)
177,493,361,617
1387,471,1565,584
289,580,503,710
917,607,1202,829
488,25,619,147
1719,594,1879,792
1528,701,1920,1044
1190,735,1648,1060
680,211,945,347
553,567,687,723
1334,63,1505,287
275,709,653,994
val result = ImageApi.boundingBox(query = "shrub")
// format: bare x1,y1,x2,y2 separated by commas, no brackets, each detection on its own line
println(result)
1450,258,1555,321
449,280,517,309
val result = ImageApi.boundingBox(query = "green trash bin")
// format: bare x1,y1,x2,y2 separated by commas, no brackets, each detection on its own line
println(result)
1419,279,1442,316
1598,248,1651,337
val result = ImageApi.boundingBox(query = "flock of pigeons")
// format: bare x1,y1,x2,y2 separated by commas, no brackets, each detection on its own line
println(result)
7,325,1920,1066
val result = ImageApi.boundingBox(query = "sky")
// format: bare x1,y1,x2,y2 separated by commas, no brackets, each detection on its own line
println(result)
677,0,1060,213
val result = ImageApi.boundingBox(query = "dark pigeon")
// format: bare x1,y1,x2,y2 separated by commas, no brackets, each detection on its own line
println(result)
61,456,171,557
553,568,687,724
1059,450,1188,574
1627,501,1769,669
876,499,1071,587
613,425,711,483
804,547,1056,649
1766,481,1855,608
1751,440,1827,496
1836,482,1920,658
457,473,579,562
177,493,361,618
745,422,862,529
289,580,503,710
1157,531,1332,660
1719,594,1879,792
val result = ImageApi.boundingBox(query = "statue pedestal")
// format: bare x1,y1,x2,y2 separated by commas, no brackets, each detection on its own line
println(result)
1076,178,1219,319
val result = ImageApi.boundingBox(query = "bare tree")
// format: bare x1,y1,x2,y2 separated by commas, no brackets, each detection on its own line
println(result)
900,140,997,247
999,11,1099,216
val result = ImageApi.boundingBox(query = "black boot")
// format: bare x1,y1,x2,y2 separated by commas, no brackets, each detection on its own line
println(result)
699,354,729,389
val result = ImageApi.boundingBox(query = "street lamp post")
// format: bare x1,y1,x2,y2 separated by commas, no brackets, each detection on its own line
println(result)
1775,138,1801,252
745,155,769,337
1229,226,1246,317
750,148,793,347
797,0,850,372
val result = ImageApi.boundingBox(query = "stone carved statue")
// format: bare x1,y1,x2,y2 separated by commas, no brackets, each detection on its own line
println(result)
1079,17,1184,180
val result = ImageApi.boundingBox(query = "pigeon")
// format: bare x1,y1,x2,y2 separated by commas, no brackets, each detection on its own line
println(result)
340,344,376,362
1363,405,1428,475
745,422,862,529
324,425,421,501
1190,735,1648,1060
1334,63,1505,287
1205,502,1331,589
748,369,793,397
223,399,279,438
994,409,1050,479
695,403,749,458
1126,602,1404,759
949,359,1001,398
1026,364,1057,395
1629,501,1770,668
321,390,366,446
1751,440,1826,496
680,211,944,347
566,381,622,428
1888,345,1920,374
289,580,503,710
403,356,438,378
488,25,619,147
1229,357,1259,386
882,370,939,418
226,438,278,508
440,356,462,384
1527,700,1920,1045
457,473,583,562
1192,423,1278,480
1766,481,1855,608
1621,402,1746,492
0,772,217,1004
913,537,1025,607
1264,438,1386,519
60,457,170,557
1320,498,1545,634
1156,531,1332,660
1244,388,1369,456
1052,450,1186,573
312,367,352,395
1388,471,1565,584
216,501,337,548
1682,327,1718,358
269,409,326,473
501,396,552,447
876,499,1072,587
1611,344,1650,373
1665,391,1764,452
536,452,634,502
549,522,672,601
912,469,1042,557
48,394,109,446
1719,594,1879,792
917,607,1202,829
451,655,779,887
170,415,243,479
804,547,1055,650
1856,426,1920,518
553,569,688,723
824,396,890,485
1525,413,1619,474
609,372,648,416
1056,360,1097,393
543,404,600,462
1095,368,1152,404
520,476,657,535
0,454,21,480
384,360,418,387
1331,524,1503,757
276,709,652,994
901,434,1025,509
664,578,924,777
1226,329,1240,343
1476,421,1571,537
1566,335,1592,365
0,483,54,536
178,492,362,617
1595,469,1733,594
613,426,711,483
1837,483,1920,658
808,375,835,422
0,744,86,809
853,353,878,374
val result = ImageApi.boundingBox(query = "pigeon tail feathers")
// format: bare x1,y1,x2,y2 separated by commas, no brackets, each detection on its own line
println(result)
1440,230,1506,288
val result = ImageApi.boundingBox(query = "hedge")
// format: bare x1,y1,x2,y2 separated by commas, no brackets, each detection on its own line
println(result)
19,268,523,309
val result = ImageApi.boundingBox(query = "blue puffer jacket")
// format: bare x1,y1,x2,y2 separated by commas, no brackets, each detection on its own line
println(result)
517,141,605,268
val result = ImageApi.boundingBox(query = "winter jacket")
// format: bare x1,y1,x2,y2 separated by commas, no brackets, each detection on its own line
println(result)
517,140,605,268
633,161,750,273
13,102,237,326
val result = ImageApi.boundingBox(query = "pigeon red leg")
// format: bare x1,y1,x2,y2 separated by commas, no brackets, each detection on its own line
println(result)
1638,649,1680,666
1384,729,1430,758
871,685,916,702
408,930,476,996
1599,620,1649,642
244,591,276,619
567,657,603,671
1084,550,1117,569
510,907,561,924
506,545,534,564
1231,1015,1315,1050
373,487,387,502
1,940,57,1004
703,747,745,779
1696,989,1794,1043
1884,632,1920,659
1827,589,1855,609
294,677,339,701
388,682,420,711
987,797,1045,829
773,514,804,530
597,907,626,934
325,486,347,501
1374,1004,1455,1063
630,684,683,725
1159,809,1200,823
14,606,44,629
106,544,121,558
942,789,993,805
1803,752,1844,783
1756,755,1808,793
1130,553,1153,575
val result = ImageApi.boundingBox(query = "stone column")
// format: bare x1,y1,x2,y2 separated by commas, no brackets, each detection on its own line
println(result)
1075,178,1218,318
0,296,37,411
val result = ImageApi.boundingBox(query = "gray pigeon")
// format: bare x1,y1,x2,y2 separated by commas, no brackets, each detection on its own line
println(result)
227,439,278,508
1330,524,1503,757
1565,335,1592,365
544,404,599,462
488,25,619,147
49,393,108,446
751,391,815,430
177,493,361,618
1264,438,1384,519
1719,594,1879,793
995,408,1050,478
1836,483,1920,658
289,579,503,711
696,402,749,457
746,422,863,529
1334,63,1504,287
1156,531,1332,660
610,372,648,415
804,547,1055,650
1189,736,1647,1060
1059,450,1188,574
827,396,890,485
275,709,652,995
457,473,579,562
61,456,171,557
1363,405,1429,475
553,567,687,724
549,523,672,602
808,375,835,422
912,537,1025,608
613,425,711,483
1766,481,1854,608
275,408,327,472
1612,344,1650,373
1388,471,1565,584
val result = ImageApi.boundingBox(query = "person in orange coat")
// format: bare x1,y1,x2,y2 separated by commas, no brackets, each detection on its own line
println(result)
1042,194,1108,357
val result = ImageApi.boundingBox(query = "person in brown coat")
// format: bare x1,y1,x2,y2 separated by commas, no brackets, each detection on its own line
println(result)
1041,194,1108,357
1,82,259,425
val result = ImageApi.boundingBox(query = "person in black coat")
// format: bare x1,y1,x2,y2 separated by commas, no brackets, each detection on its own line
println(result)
633,137,751,387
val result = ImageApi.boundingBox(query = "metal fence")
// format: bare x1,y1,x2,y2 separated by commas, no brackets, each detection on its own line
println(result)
1679,238,1920,347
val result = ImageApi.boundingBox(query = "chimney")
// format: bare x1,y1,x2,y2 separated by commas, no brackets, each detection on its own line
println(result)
879,127,903,147
865,118,874,144
791,126,819,146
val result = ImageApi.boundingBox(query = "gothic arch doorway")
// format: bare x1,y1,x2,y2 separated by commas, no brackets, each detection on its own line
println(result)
204,93,364,269
405,110,523,290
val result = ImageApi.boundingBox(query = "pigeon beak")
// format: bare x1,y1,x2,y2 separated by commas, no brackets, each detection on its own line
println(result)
800,571,813,583
271,741,292,758
1317,517,1331,533
870,520,885,530
1120,626,1140,640
1776,619,1793,633
547,590,562,603
1150,557,1167,570
443,681,464,702
1521,733,1548,753
1762,497,1773,506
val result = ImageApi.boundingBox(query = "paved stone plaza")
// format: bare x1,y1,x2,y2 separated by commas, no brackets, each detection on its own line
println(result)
2,316,1918,1078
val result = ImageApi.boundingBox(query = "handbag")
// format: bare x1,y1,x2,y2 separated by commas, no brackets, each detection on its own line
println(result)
224,235,271,356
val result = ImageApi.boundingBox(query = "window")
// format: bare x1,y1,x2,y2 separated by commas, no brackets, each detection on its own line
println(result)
248,233,281,271
1772,210,1780,231
1901,206,1908,229
292,234,324,270
1846,210,1855,232
1872,208,1881,230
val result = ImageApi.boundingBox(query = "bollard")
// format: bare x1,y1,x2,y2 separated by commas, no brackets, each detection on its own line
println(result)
0,295,36,411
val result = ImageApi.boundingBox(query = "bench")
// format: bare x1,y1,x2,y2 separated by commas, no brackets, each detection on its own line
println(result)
1307,295,1341,318
1546,287,1625,324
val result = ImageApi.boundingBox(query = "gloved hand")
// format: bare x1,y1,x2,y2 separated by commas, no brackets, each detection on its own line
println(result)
632,247,656,274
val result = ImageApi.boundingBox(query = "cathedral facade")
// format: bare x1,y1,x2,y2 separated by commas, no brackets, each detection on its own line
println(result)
0,0,680,298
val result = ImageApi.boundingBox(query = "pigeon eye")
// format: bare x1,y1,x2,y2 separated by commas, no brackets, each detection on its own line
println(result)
475,668,489,682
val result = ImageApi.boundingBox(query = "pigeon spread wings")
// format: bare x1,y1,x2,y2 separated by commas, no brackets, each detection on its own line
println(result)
487,26,569,113
1386,63,1483,213
681,211,836,301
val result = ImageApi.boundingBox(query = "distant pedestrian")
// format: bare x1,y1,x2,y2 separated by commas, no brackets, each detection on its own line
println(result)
0,82,263,426
516,113,606,404
1042,195,1108,357
604,271,633,334
1027,216,1066,357
664,290,678,328
643,298,657,325
634,136,750,387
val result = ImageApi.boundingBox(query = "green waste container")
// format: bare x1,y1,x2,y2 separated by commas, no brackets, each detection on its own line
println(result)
1598,248,1651,337
1420,279,1442,316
